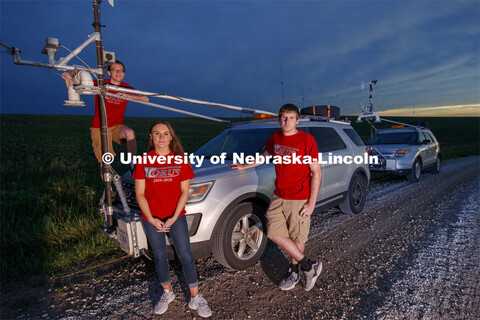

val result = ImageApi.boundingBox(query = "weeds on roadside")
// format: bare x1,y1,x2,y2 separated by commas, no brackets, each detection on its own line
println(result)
0,114,225,280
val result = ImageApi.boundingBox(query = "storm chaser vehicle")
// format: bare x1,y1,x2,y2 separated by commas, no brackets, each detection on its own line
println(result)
366,125,441,183
108,110,370,270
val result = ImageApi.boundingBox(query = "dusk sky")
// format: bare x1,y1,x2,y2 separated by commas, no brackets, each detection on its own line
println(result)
1,1,479,119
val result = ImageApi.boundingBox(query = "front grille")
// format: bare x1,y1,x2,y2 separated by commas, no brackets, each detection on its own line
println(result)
370,150,395,159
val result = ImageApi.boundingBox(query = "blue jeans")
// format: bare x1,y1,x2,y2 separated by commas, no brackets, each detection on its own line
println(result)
142,215,199,288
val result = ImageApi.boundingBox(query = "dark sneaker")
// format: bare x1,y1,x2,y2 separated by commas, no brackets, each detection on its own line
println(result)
304,261,322,291
279,269,301,291
154,290,175,315
188,293,212,318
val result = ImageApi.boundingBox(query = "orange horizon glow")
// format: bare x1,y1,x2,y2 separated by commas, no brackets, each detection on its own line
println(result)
374,104,480,117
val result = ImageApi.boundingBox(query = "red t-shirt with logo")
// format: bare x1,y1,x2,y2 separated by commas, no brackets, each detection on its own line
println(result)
132,150,195,220
265,130,318,200
91,79,134,128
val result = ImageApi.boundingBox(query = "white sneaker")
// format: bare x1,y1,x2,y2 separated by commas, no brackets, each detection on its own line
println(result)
279,269,300,291
304,261,323,291
188,293,212,318
154,290,175,315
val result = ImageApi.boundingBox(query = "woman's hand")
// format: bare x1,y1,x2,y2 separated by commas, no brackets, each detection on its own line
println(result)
163,216,178,230
149,217,169,232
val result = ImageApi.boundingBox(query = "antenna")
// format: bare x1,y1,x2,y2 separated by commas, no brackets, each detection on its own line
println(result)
280,57,285,104
302,81,304,108
360,78,377,113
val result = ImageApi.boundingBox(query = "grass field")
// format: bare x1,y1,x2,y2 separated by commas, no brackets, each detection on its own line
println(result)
0,114,478,280
0,114,226,280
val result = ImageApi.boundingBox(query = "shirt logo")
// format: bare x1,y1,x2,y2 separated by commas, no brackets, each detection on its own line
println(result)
145,166,181,178
106,95,124,104
274,144,299,156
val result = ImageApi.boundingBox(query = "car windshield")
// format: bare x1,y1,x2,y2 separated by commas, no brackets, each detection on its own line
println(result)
366,132,418,145
195,128,278,159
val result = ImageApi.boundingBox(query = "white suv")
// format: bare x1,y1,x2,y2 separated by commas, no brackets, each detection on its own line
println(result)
112,115,370,270
366,126,441,182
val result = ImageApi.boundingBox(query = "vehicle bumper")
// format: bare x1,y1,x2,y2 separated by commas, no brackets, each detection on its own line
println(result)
369,158,412,176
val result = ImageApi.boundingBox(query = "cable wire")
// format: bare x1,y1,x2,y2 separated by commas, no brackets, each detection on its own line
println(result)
60,44,98,80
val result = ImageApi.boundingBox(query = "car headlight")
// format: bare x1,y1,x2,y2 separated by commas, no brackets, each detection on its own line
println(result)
187,181,214,203
395,149,411,158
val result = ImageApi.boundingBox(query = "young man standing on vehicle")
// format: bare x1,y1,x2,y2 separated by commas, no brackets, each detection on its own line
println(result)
231,103,322,291
62,61,149,169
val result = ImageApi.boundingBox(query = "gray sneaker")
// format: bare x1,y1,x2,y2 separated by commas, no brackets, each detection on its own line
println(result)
154,290,175,315
304,261,322,291
188,293,212,318
279,269,300,291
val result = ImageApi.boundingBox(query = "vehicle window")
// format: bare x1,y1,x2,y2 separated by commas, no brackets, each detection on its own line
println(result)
418,132,431,143
309,127,347,152
425,132,435,142
194,129,229,156
343,128,365,146
367,131,418,145
195,128,278,159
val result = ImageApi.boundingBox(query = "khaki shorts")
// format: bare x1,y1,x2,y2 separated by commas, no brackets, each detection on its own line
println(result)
91,124,126,162
266,194,310,244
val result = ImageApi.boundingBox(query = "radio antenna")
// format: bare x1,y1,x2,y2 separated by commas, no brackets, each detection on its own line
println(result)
302,80,304,108
280,57,285,104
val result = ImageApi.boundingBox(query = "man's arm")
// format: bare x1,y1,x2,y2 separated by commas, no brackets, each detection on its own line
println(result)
61,72,149,103
61,72,71,88
300,161,321,217
117,92,149,103
230,150,271,170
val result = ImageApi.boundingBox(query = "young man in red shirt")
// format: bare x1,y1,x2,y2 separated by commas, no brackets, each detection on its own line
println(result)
63,61,149,168
231,103,322,291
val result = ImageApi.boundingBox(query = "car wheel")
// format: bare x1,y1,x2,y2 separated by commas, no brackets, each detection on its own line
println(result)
407,158,422,183
339,173,367,214
141,248,154,261
213,202,267,270
430,156,441,173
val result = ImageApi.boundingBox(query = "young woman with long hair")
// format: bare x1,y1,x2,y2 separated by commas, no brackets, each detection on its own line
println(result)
133,120,211,317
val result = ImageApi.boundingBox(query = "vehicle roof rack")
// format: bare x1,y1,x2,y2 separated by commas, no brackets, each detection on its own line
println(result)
357,112,426,129
300,114,330,121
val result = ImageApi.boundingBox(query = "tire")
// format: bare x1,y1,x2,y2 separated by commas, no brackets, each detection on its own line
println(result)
407,158,422,183
212,202,267,270
339,173,367,214
430,156,441,173
141,248,154,261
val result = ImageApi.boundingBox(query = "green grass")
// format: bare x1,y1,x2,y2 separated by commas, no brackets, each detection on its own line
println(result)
0,114,226,280
349,116,480,160
0,114,478,280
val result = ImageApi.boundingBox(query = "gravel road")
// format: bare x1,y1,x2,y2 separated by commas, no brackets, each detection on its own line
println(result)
2,156,479,320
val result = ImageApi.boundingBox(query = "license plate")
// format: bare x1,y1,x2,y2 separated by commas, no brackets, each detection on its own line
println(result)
386,159,396,170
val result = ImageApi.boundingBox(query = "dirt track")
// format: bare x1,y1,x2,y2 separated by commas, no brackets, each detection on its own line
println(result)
2,156,479,319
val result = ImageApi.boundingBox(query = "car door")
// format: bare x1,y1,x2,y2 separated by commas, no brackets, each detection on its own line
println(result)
418,131,434,166
308,126,349,202
425,132,439,162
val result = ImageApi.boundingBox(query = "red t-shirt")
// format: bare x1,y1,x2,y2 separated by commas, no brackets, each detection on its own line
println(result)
132,150,195,220
265,130,318,200
91,79,134,128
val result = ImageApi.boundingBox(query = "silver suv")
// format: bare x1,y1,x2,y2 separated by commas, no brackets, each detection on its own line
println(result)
366,126,441,182
113,115,370,270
